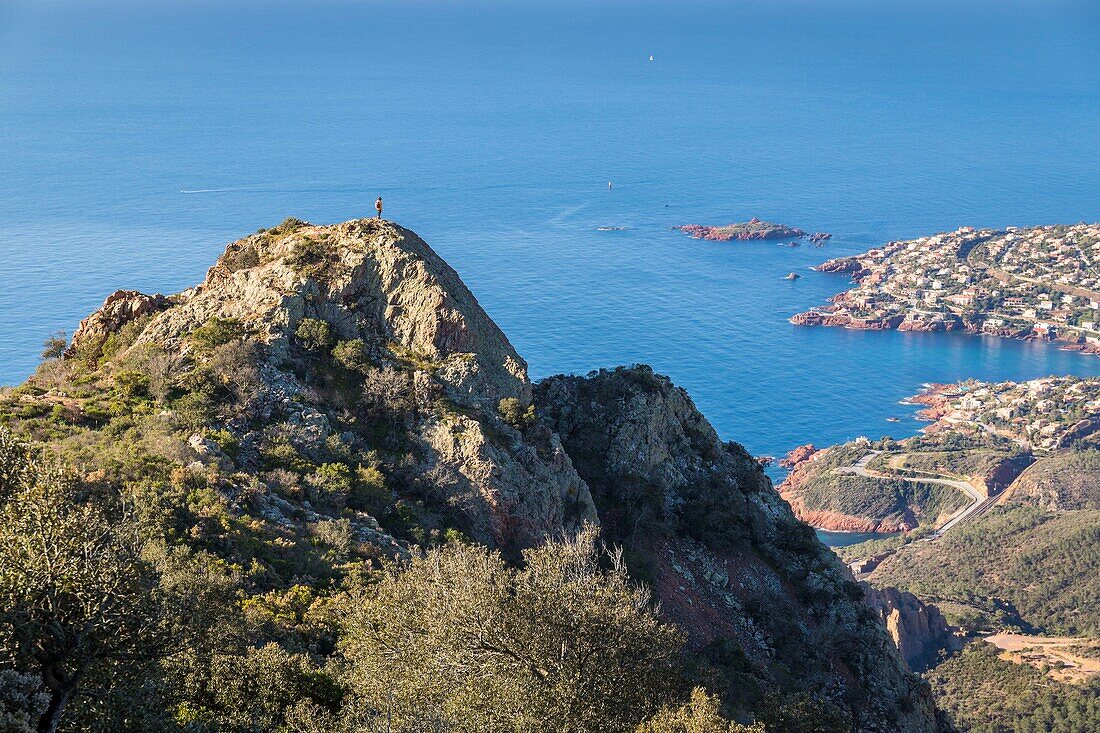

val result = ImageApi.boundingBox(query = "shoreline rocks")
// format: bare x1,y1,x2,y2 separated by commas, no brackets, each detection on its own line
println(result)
779,443,818,468
814,257,866,275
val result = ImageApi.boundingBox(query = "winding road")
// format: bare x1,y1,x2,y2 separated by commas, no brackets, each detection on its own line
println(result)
835,451,987,540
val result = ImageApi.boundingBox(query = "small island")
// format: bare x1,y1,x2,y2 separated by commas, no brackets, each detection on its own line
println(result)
677,217,808,241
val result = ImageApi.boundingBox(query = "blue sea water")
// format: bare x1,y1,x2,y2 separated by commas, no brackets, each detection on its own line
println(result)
3,0,1100,477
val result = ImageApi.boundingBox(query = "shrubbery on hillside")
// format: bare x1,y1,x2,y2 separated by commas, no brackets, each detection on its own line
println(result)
927,642,1100,733
873,507,1100,635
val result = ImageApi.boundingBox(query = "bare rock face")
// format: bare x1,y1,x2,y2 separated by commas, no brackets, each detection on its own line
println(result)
779,443,818,469
138,218,529,411
66,289,169,357
815,257,868,275
535,366,942,733
862,585,962,672
99,218,596,552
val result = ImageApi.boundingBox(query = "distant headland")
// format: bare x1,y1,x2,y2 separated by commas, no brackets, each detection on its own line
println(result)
792,223,1100,353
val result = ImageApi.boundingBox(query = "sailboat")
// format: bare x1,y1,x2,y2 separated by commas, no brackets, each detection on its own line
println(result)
649,54,654,62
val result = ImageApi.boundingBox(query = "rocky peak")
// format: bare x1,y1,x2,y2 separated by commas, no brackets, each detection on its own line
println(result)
66,289,170,358
126,217,530,411
62,218,595,553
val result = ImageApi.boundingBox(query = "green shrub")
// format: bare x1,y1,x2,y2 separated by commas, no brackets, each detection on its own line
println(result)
638,688,763,732
207,429,241,460
295,318,334,352
306,463,354,509
337,528,685,732
287,237,334,279
498,397,535,429
190,318,247,351
41,331,68,361
114,370,151,399
221,242,260,273
332,339,372,373
99,316,153,364
271,217,308,235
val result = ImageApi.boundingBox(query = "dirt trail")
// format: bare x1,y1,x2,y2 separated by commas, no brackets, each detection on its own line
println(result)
985,633,1100,683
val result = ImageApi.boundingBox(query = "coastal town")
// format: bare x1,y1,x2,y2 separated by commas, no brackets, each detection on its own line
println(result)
913,376,1100,452
792,223,1100,351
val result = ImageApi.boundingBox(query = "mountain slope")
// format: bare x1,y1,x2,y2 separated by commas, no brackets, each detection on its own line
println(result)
49,217,596,556
2,218,942,732
536,367,941,732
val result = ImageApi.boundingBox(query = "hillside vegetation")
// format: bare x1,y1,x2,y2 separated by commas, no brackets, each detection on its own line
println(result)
0,219,941,733
779,439,968,533
927,642,1100,733
870,507,1100,635
1007,447,1100,510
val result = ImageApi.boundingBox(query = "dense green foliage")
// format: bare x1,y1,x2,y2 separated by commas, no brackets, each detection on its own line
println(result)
0,428,772,732
338,528,686,732
637,689,764,733
872,507,1100,635
927,642,1100,733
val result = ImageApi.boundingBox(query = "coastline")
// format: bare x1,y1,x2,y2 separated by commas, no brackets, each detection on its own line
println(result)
791,306,1100,354
791,223,1100,356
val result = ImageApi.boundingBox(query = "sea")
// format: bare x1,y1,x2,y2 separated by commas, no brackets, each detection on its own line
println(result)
2,1,1099,545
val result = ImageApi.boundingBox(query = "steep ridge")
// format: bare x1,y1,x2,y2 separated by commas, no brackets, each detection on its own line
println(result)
6,218,943,731
535,367,941,733
48,217,596,555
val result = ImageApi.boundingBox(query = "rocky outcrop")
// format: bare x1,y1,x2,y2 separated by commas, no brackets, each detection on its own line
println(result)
66,289,170,357
536,366,941,733
138,218,530,411
862,585,962,672
779,443,818,469
787,506,914,534
977,453,1035,494
677,218,807,241
84,218,597,552
897,316,963,333
789,311,905,330
815,257,867,275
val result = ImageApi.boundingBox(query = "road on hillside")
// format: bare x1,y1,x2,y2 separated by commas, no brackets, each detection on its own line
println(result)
835,451,985,539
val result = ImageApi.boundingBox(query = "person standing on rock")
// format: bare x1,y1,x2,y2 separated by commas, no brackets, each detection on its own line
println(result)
375,197,383,219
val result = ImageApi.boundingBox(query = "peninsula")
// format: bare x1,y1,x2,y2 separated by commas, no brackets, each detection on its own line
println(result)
782,373,1100,644
791,223,1100,350
780,374,1100,538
